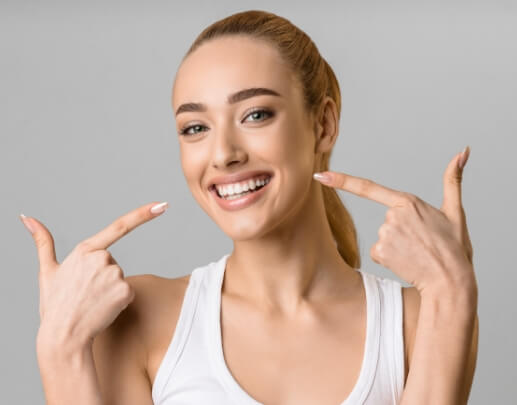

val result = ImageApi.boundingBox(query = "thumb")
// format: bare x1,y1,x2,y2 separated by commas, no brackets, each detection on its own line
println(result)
440,146,470,223
19,214,58,272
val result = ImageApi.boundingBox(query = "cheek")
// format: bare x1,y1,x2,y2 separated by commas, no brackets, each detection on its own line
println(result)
180,146,207,199
180,141,209,175
259,117,312,166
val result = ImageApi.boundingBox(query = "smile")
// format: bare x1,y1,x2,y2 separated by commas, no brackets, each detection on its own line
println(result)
210,174,273,211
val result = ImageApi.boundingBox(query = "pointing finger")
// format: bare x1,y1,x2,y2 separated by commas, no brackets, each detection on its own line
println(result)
80,201,169,252
313,171,405,207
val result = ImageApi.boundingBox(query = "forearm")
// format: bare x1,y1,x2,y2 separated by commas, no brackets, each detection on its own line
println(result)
400,284,478,405
36,329,104,405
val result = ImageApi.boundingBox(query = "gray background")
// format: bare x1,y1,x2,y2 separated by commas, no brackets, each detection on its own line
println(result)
1,0,515,403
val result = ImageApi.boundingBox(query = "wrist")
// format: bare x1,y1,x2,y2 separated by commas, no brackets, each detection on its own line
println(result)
36,324,93,366
421,280,477,304
420,265,478,303
419,283,478,324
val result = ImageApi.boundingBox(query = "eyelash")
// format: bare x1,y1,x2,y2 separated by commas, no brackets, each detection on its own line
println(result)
179,108,274,136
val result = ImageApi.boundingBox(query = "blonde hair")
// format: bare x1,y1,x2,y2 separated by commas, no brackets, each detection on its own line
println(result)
184,10,361,268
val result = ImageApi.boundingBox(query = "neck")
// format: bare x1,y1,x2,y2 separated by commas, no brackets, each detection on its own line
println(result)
223,182,360,316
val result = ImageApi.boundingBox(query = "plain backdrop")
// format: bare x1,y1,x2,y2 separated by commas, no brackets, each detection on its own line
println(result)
1,1,515,403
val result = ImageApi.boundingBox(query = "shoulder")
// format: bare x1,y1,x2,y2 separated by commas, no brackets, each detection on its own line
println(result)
91,273,191,401
401,286,421,385
125,272,191,344
113,273,192,378
125,273,191,319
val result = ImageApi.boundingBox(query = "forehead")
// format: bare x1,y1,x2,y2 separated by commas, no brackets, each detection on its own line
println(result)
173,35,299,108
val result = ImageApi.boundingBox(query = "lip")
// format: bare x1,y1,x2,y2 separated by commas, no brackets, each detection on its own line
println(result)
207,169,274,190
209,175,272,211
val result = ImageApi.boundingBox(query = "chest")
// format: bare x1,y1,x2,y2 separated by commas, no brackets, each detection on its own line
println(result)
219,295,367,405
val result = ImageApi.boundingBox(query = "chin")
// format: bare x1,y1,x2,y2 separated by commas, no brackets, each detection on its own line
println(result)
219,218,271,242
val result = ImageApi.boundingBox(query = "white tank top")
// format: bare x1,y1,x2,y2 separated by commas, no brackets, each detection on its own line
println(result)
152,253,405,405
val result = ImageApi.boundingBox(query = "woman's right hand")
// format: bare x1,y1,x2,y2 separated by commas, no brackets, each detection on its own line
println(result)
20,202,169,352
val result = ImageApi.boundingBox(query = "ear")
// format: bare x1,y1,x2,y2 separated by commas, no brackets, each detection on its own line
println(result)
314,96,339,154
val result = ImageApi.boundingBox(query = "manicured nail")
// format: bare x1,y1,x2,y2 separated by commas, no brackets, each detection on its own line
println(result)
150,202,169,214
313,172,332,183
458,146,470,170
19,213,36,234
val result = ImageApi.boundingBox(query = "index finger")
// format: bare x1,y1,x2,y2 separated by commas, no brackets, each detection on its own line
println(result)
81,201,169,251
316,171,404,207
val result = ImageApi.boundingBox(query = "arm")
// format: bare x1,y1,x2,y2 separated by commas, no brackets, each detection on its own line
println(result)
400,282,478,405
36,275,154,405
36,335,104,405
313,147,478,403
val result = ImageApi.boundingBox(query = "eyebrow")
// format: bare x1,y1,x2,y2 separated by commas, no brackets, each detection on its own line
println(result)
175,87,281,116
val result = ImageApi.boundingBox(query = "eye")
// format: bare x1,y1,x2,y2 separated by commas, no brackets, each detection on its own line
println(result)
243,108,274,123
179,123,208,136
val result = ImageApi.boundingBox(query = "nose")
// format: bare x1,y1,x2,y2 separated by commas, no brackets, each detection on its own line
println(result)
211,124,247,169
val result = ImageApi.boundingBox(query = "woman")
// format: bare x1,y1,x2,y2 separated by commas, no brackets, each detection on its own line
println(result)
24,10,478,405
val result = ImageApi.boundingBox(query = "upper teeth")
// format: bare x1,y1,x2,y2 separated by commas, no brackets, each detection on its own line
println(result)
216,176,270,197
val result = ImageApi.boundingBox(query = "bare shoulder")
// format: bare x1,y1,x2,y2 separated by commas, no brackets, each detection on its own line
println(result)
92,272,191,403
401,286,421,386
124,273,192,384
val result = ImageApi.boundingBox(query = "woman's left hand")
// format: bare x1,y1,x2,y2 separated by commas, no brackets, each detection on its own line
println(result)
313,147,476,296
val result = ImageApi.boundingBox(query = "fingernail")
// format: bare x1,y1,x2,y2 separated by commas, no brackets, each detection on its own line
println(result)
458,145,470,170
19,213,36,234
150,201,169,214
313,172,332,183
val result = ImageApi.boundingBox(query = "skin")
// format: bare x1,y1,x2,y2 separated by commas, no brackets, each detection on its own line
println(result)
27,34,477,405
169,35,416,403
173,35,362,313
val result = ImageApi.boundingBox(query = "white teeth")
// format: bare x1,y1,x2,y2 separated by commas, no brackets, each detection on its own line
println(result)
216,176,270,198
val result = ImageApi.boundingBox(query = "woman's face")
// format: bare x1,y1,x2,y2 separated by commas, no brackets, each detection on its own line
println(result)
172,35,322,241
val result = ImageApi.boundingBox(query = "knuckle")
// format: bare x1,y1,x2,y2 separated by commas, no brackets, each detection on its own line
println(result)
377,223,391,239
34,235,50,250
405,193,417,203
117,282,133,301
112,220,130,237
99,250,112,263
446,172,462,185
385,209,396,222
359,179,373,196
108,265,124,280
401,193,419,208
376,243,384,259
370,243,383,262
75,241,92,254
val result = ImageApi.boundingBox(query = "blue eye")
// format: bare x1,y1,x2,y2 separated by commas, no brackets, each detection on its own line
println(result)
179,109,273,136
179,124,208,136
243,109,274,122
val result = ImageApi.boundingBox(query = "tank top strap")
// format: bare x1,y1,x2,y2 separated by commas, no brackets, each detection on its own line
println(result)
152,256,405,405
151,264,206,402
387,277,405,399
374,274,406,403
342,270,382,404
